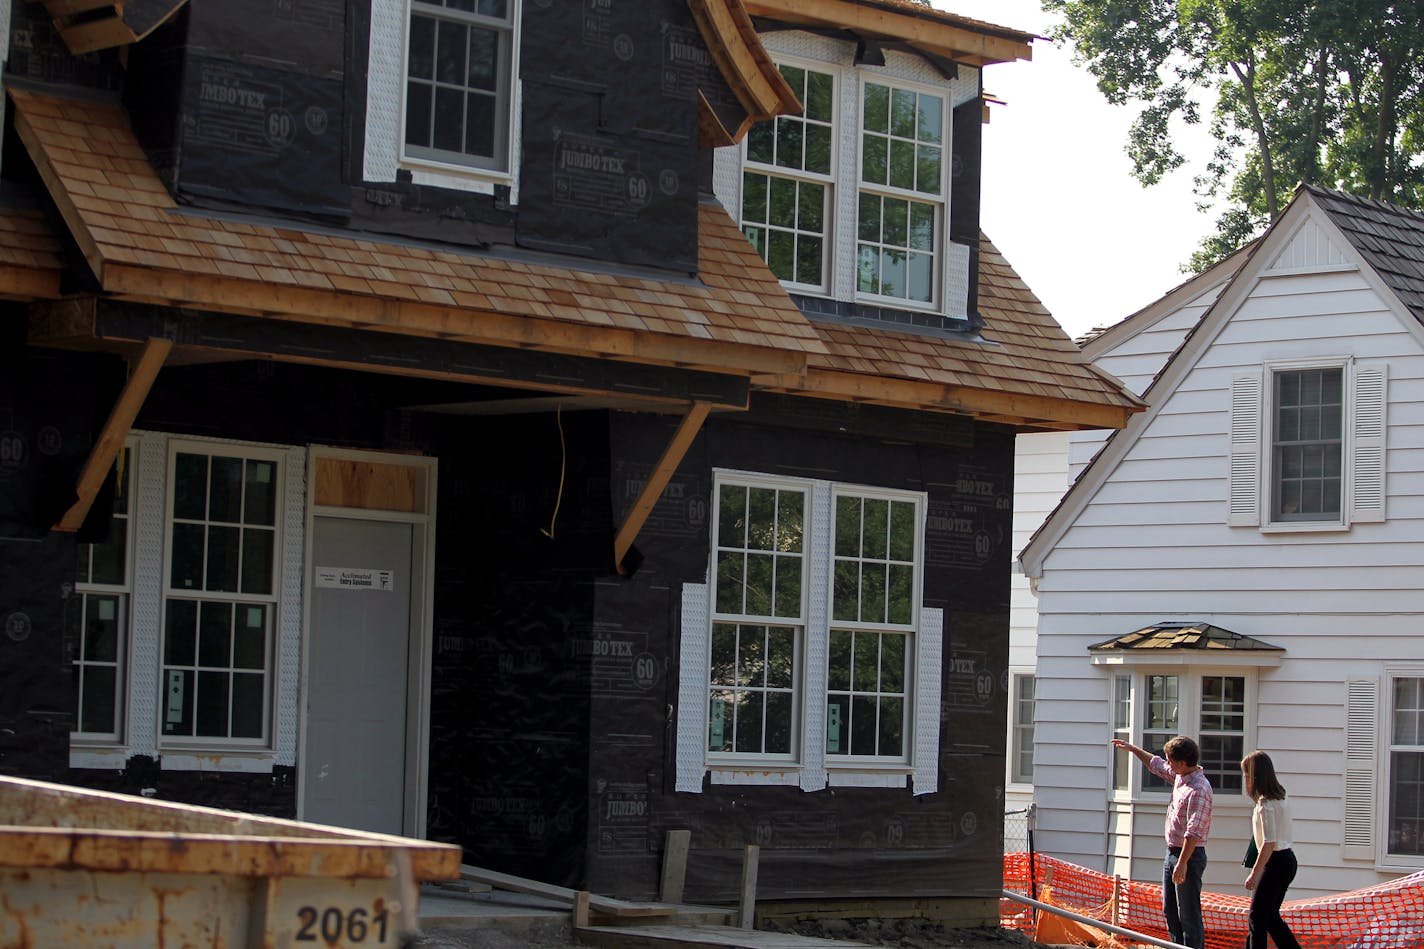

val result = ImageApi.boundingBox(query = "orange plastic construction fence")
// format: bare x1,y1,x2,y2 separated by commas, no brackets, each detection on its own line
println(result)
1002,852,1424,948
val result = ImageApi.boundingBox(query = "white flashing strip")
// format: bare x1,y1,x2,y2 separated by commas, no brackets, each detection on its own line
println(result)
676,582,711,792
912,607,943,795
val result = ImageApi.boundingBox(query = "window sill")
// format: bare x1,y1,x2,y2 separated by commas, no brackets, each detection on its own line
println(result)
399,157,514,198
69,746,130,770
159,749,276,773
1258,520,1349,534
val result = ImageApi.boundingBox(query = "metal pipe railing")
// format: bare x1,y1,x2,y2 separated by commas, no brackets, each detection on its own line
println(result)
1001,888,1192,949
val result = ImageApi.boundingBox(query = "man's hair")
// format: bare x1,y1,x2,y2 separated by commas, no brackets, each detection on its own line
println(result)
1163,736,1200,768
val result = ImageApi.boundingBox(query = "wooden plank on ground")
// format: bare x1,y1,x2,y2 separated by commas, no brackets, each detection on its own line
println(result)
459,865,677,918
660,829,691,904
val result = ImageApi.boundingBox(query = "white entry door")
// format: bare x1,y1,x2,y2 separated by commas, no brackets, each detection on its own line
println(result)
303,516,414,834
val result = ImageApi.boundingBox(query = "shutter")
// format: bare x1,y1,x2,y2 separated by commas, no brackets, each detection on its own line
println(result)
1350,365,1387,523
912,607,943,795
676,583,710,793
1343,677,1380,861
1228,374,1263,526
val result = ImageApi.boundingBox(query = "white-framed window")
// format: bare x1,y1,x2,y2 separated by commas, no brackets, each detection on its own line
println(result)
1011,673,1035,784
726,46,974,319
404,0,516,173
1229,358,1386,530
72,442,136,745
678,470,940,793
1109,671,1249,795
826,487,919,762
1111,674,1132,790
855,79,944,308
160,444,283,746
366,0,521,193
741,62,834,293
1389,675,1424,859
708,479,805,759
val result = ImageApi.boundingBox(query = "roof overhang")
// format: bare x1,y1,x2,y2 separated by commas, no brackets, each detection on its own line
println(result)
38,0,187,54
690,0,804,146
743,0,1034,67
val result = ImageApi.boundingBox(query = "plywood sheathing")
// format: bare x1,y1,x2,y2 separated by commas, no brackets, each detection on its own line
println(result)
743,0,1034,67
8,87,819,380
0,205,64,301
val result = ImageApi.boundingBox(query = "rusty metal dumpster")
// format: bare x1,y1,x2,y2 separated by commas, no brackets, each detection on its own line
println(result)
0,774,462,948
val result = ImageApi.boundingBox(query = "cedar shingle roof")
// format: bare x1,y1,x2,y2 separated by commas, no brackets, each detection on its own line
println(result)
1306,184,1424,325
10,87,821,377
1089,622,1283,653
794,238,1144,428
0,204,63,299
9,86,1138,430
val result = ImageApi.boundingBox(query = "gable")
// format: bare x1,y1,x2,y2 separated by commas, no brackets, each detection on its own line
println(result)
1264,215,1352,274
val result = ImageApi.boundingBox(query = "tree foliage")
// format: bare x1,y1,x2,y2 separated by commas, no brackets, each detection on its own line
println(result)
1042,0,1424,270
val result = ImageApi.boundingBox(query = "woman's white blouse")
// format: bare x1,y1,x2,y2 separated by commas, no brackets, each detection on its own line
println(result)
1253,797,1294,850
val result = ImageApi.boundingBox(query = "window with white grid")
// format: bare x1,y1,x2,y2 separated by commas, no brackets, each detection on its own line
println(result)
856,80,943,306
72,444,135,743
161,445,283,744
741,63,834,292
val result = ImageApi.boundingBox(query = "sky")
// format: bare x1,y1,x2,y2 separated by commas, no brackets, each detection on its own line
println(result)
937,0,1222,340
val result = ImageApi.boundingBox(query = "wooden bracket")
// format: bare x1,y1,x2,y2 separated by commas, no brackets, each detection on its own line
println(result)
613,402,711,575
55,337,172,532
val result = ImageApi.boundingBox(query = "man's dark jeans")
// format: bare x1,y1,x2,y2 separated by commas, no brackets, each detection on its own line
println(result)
1163,846,1206,949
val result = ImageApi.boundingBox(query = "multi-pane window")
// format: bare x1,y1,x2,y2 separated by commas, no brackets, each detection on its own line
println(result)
857,81,943,305
1117,672,1249,794
1390,676,1424,856
72,446,134,742
707,474,925,766
1142,674,1179,791
709,482,805,757
827,492,917,759
1012,674,1036,783
1200,675,1246,792
162,448,280,743
1112,674,1132,790
404,0,517,172
742,64,834,290
1272,367,1343,522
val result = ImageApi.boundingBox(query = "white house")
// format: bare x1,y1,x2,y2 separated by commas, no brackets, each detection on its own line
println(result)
1020,184,1424,898
1005,250,1248,826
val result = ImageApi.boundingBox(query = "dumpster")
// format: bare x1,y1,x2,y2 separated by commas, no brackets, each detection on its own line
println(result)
0,774,462,948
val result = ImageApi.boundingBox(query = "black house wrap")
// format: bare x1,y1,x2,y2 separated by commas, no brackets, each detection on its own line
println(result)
0,0,1133,918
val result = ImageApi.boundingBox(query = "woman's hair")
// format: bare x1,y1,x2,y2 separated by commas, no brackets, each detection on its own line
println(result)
1163,736,1200,768
1242,750,1287,800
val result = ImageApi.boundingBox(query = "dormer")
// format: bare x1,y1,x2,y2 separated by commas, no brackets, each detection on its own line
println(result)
715,0,1031,331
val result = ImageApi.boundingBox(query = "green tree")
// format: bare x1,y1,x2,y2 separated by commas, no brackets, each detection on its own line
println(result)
1043,0,1424,270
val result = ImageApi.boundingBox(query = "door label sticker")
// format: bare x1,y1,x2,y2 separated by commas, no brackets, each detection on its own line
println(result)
315,566,394,591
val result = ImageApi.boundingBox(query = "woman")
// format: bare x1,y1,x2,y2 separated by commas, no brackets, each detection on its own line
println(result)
1242,751,1302,949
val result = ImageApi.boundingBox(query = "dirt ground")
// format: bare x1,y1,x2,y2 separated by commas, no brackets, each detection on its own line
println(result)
762,918,1052,948
414,919,1053,948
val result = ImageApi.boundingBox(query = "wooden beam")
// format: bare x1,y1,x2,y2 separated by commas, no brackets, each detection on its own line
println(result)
97,264,810,379
787,369,1140,431
659,830,691,904
688,0,801,124
613,402,712,575
458,865,676,919
55,337,171,532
